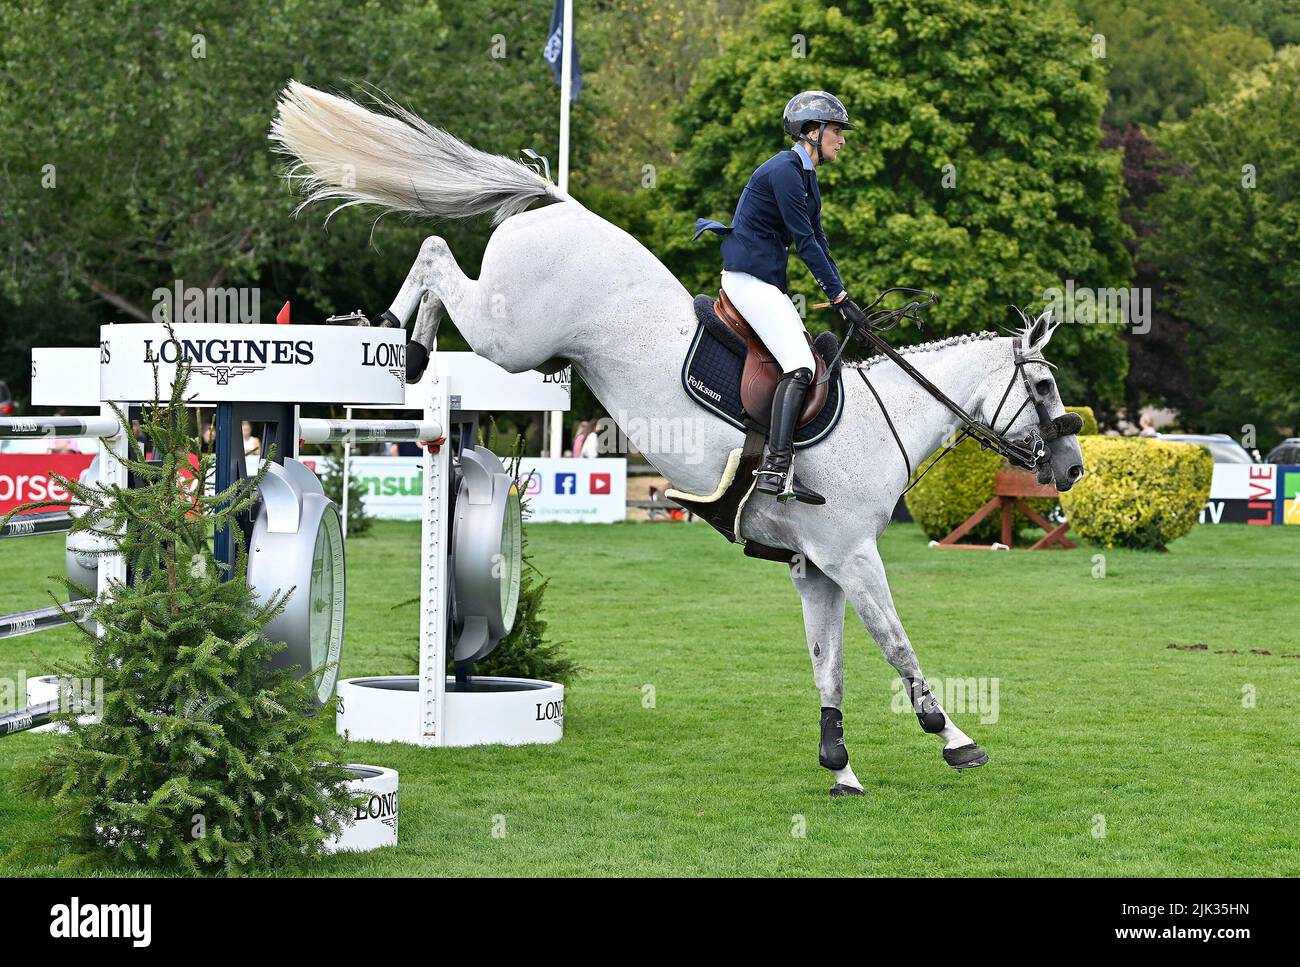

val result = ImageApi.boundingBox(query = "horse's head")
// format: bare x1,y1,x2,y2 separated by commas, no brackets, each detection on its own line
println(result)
983,308,1085,492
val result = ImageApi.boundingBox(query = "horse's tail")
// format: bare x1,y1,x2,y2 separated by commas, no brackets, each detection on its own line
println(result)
270,80,565,225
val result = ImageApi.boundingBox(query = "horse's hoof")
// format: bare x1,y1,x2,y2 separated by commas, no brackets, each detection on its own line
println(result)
829,783,864,797
943,743,989,769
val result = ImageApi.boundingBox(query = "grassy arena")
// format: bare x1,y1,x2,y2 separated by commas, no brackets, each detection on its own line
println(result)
1,518,1297,877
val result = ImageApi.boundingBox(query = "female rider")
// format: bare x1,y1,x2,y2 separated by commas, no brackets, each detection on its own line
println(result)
694,90,869,505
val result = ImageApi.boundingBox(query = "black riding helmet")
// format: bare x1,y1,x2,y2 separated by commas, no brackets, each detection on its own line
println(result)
782,91,853,164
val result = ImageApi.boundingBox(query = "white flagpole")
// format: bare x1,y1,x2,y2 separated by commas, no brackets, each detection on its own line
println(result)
547,0,574,458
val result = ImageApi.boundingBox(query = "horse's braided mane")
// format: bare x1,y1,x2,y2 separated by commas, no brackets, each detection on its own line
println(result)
848,330,1002,371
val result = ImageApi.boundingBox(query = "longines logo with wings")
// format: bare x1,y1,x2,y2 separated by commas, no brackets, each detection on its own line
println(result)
190,364,266,385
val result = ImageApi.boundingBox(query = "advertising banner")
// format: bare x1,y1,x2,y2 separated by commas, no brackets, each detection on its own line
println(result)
98,324,407,406
1199,464,1300,526
0,453,96,515
348,456,627,523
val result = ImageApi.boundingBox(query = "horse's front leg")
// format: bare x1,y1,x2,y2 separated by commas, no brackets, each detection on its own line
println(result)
822,540,989,770
793,560,864,796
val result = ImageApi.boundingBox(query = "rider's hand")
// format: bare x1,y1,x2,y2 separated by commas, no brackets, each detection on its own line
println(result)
837,296,869,329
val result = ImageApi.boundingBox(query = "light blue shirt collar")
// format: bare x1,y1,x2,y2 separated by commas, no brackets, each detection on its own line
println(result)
792,146,814,170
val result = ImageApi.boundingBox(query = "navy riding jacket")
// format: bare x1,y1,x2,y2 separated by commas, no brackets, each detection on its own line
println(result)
693,147,845,299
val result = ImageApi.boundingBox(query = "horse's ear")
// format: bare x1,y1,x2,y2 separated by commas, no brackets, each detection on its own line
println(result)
1029,309,1058,350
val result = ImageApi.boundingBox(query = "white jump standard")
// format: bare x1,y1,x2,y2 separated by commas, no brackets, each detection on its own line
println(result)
334,348,570,748
9,322,571,752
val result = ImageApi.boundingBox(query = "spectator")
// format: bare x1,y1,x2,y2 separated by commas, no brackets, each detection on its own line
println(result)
646,485,669,520
580,422,600,459
389,440,422,457
242,421,261,455
572,420,591,459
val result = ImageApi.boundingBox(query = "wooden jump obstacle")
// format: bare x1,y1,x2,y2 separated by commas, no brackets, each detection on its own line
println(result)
934,470,1076,551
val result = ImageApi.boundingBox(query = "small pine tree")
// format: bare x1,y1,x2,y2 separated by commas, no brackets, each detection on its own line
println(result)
315,449,372,537
14,332,356,874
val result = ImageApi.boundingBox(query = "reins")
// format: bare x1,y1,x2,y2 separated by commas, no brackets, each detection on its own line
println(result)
814,294,1082,494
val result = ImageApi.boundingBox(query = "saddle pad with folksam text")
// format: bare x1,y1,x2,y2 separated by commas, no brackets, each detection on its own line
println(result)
681,294,844,449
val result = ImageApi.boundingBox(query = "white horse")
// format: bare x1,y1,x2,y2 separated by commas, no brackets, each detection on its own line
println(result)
272,82,1085,794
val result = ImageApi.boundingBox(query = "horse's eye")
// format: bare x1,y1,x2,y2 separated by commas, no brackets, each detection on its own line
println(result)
1035,379,1052,396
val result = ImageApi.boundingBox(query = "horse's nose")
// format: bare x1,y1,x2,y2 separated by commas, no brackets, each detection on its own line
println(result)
1068,464,1084,483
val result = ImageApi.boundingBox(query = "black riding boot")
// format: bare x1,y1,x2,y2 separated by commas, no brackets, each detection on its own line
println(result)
753,367,825,505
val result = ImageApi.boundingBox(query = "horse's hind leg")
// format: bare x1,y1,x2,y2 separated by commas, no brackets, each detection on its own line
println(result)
793,560,864,795
384,235,482,377
821,540,989,770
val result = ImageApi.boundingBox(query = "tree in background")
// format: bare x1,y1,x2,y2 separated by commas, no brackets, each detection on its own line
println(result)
1071,0,1275,128
576,0,753,194
1199,0,1300,51
0,1,580,423
648,0,1133,410
1147,47,1300,445
1101,124,1198,428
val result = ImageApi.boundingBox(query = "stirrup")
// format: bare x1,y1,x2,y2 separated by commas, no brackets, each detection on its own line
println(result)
777,471,798,503
752,465,786,496
753,465,823,504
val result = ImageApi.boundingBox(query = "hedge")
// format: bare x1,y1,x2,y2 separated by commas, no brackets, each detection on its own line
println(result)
1058,437,1213,550
904,406,1096,543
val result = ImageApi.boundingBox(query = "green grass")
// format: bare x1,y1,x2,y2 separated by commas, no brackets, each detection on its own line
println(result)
2,519,1298,876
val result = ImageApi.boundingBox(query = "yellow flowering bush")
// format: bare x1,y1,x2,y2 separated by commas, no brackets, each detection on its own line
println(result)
1059,437,1213,550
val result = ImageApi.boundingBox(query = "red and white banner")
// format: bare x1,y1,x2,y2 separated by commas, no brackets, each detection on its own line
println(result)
0,453,95,515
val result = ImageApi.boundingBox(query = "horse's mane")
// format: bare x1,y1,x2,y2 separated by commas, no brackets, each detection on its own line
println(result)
848,330,1003,371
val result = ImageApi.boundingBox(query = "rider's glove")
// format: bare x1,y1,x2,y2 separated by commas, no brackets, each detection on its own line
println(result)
836,296,869,329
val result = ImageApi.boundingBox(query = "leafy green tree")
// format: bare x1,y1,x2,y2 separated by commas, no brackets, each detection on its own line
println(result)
0,0,436,316
575,0,754,193
649,0,1133,409
0,0,584,399
1147,47,1300,444
1101,123,1198,427
9,343,355,873
1202,0,1300,48
1072,0,1274,128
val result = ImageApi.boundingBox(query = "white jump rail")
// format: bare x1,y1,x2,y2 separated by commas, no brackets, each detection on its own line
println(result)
299,419,443,446
0,396,127,641
0,416,120,440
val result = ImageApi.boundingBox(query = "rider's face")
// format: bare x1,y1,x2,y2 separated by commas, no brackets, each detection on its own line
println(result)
814,123,846,163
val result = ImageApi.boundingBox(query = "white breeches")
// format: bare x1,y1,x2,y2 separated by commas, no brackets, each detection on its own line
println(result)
720,270,816,375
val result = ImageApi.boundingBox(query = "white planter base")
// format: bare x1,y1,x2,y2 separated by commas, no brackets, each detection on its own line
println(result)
335,675,564,747
324,764,399,854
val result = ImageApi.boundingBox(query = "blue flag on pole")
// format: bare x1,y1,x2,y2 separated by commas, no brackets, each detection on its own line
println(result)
543,0,582,101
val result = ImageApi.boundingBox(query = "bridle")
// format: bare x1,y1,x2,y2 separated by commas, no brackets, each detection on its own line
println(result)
821,293,1083,494
981,336,1084,475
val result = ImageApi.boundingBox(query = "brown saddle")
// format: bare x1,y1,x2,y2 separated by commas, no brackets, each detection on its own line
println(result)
713,288,828,428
